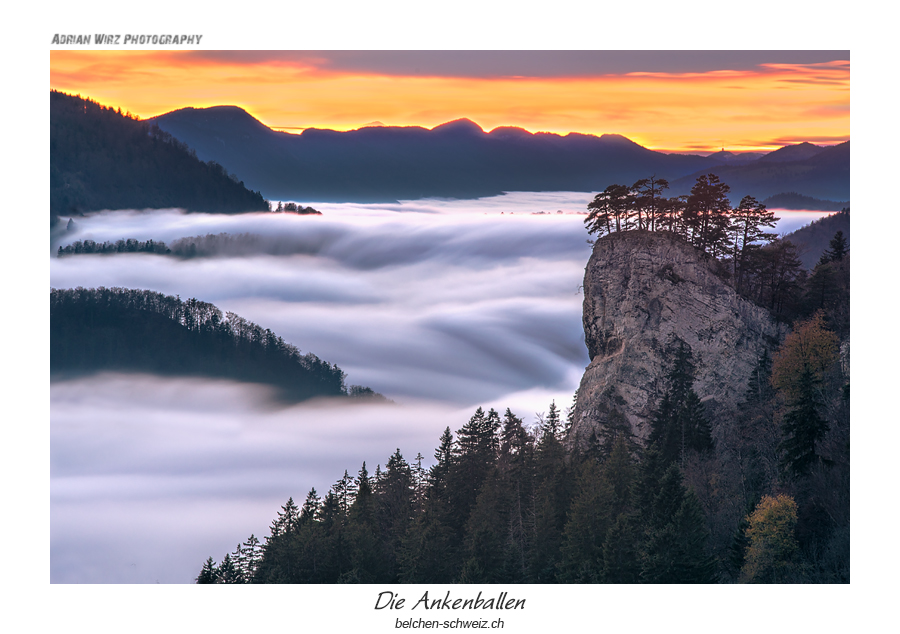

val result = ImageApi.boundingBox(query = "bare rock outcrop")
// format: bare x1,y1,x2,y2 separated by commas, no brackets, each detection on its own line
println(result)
571,230,785,447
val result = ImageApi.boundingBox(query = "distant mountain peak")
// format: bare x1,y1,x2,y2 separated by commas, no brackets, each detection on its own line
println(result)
153,105,273,134
758,141,825,163
488,125,533,138
431,118,485,135
597,133,643,148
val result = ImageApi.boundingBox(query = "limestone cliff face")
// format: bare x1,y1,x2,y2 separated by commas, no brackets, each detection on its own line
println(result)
571,230,784,447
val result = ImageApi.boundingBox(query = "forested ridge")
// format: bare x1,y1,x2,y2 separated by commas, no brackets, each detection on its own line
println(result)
50,91,269,226
50,287,381,402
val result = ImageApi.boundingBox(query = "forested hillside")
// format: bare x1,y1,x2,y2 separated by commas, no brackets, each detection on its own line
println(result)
50,91,269,226
782,208,850,269
50,287,381,402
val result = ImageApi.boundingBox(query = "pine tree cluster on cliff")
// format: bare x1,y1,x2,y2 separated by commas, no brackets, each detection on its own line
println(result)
50,91,269,225
50,287,382,402
586,174,849,327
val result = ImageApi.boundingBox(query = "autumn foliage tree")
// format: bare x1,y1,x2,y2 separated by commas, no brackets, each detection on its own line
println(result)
771,313,839,476
740,494,799,583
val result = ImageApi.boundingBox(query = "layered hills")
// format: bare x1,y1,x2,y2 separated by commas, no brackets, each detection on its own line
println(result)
151,105,849,205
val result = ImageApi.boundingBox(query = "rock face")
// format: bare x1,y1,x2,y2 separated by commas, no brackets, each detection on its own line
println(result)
571,230,784,447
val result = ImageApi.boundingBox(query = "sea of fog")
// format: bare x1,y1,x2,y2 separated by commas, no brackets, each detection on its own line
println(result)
49,192,834,583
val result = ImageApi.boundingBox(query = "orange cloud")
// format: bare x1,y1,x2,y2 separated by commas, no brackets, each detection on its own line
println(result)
50,51,849,154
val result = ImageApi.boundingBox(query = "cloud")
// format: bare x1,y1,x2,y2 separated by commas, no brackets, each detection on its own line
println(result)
51,375,477,583
51,200,593,403
182,50,850,79
50,195,597,582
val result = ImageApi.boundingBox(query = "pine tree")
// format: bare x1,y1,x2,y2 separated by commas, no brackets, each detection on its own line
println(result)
649,340,714,467
819,230,848,264
730,195,778,292
215,553,239,583
239,534,262,581
398,429,461,582
196,557,218,584
529,401,571,582
344,461,385,582
376,449,414,580
268,497,300,540
771,313,838,477
684,174,732,256
632,176,670,231
447,407,500,533
557,459,613,582
299,488,321,524
585,183,633,236
637,459,716,583
778,367,829,477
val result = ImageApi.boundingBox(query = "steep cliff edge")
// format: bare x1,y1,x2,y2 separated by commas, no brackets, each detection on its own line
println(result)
571,231,785,447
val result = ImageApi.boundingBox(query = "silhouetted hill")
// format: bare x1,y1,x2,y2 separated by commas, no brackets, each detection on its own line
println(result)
50,287,384,403
782,208,850,269
704,150,765,164
762,192,849,211
50,92,269,226
756,142,825,163
151,106,756,202
669,142,849,204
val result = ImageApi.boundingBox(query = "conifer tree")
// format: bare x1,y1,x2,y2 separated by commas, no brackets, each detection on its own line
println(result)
684,174,732,256
238,534,262,582
771,313,838,477
196,557,218,584
730,195,778,292
215,553,239,583
398,429,460,582
649,341,714,466
447,407,500,533
300,488,321,524
637,459,716,583
529,401,571,582
819,230,848,264
558,458,613,582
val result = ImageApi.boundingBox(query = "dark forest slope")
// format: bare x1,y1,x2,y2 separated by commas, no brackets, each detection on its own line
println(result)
669,142,850,203
50,91,269,226
783,208,850,269
50,287,379,402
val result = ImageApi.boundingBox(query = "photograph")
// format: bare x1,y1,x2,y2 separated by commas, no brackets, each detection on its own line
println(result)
48,48,851,592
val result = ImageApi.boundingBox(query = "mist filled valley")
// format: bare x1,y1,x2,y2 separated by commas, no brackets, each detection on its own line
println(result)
49,193,838,583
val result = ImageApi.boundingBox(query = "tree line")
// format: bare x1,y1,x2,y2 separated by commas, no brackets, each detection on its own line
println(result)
199,293,849,583
50,287,382,402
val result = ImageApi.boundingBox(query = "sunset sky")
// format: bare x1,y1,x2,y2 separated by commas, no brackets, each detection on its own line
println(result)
50,49,849,155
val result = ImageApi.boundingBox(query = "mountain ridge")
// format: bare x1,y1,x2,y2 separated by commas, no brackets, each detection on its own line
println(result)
151,104,849,204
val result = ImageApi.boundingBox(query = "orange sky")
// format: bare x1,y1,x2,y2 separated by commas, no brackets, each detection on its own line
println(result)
49,51,849,154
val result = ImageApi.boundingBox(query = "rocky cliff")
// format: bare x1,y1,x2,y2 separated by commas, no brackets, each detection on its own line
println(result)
571,230,785,447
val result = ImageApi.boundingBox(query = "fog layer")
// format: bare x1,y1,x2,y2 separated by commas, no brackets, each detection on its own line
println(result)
49,193,834,582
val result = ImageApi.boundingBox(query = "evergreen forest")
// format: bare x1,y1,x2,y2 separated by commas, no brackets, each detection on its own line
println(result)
50,287,382,402
50,91,269,226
